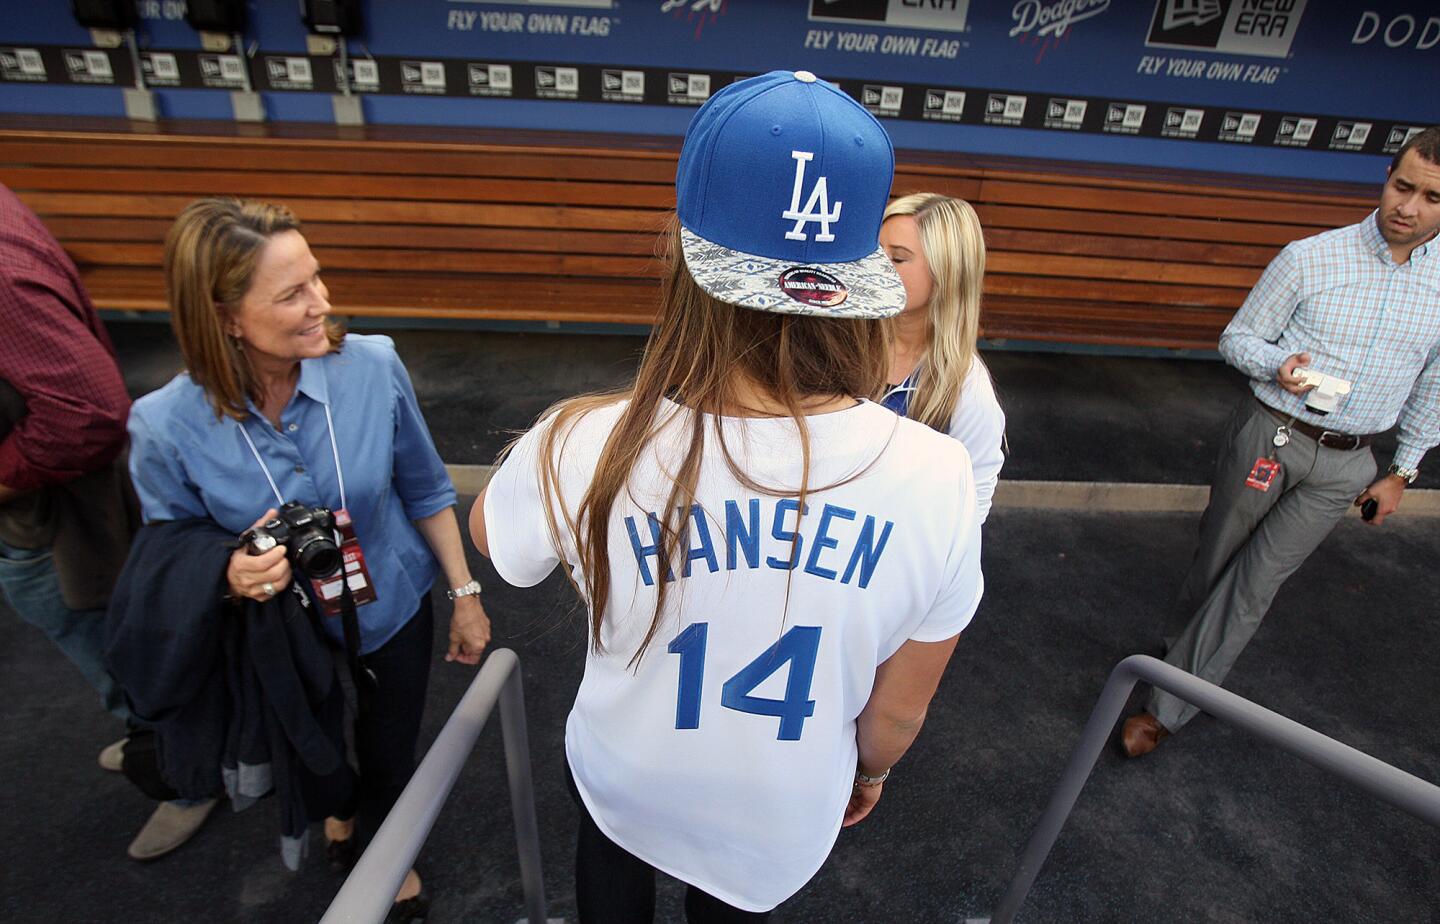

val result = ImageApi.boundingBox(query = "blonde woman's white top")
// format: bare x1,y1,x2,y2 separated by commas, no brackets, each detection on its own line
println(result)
881,356,1005,522
947,358,1005,523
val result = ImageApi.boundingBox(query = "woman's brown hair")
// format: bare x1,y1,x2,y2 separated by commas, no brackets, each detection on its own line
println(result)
164,197,344,420
530,218,894,666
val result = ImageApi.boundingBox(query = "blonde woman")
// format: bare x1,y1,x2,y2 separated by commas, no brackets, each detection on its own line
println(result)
879,194,1006,522
472,71,983,921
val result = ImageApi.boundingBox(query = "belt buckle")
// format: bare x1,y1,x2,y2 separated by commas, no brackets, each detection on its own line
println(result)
1319,430,1357,450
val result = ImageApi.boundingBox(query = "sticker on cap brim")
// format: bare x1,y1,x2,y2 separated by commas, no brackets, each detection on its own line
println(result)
778,267,849,308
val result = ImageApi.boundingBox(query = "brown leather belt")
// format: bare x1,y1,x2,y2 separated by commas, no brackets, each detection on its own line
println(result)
1258,400,1372,450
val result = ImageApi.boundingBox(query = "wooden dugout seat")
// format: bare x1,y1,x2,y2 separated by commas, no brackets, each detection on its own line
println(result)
0,115,1377,350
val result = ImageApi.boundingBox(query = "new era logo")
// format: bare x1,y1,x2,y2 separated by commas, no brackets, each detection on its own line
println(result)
667,73,708,98
1148,0,1308,58
1277,118,1315,143
925,90,965,117
1165,108,1203,132
1332,122,1371,146
985,95,1026,119
1105,102,1140,129
1161,0,1222,30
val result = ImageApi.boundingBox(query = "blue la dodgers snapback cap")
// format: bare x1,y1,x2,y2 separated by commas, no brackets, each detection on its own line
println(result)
676,69,907,319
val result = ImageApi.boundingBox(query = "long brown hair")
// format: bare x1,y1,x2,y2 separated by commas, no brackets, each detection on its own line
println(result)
164,197,344,420
531,218,893,665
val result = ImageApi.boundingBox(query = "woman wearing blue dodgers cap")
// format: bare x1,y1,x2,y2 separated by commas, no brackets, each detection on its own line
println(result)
472,71,983,920
879,194,1006,522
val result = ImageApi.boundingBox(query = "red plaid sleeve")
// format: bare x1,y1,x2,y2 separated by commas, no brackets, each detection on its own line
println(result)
0,188,131,492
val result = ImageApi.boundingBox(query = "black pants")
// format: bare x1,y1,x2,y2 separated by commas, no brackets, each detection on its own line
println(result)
352,595,434,844
567,765,772,924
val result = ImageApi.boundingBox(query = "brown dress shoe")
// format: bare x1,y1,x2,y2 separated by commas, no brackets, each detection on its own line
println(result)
1121,712,1171,758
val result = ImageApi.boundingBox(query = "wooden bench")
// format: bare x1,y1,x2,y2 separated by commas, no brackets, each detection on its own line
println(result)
0,115,1377,350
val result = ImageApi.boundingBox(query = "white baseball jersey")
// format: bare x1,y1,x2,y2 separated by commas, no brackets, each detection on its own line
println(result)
484,397,983,911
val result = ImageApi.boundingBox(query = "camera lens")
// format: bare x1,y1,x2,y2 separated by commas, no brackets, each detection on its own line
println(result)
294,534,342,578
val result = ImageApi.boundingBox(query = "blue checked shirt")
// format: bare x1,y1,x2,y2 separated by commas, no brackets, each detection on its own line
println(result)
1219,211,1440,470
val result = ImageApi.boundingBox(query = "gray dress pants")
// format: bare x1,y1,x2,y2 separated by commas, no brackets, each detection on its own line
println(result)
1148,398,1376,732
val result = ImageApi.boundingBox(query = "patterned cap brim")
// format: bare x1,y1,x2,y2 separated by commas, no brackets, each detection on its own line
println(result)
680,226,907,319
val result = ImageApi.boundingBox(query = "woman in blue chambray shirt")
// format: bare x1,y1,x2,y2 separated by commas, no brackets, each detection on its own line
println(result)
128,198,488,919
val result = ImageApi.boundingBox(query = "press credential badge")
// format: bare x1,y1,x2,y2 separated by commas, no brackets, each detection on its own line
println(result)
312,507,379,615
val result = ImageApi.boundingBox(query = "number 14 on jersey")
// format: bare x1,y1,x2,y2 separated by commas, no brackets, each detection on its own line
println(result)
668,622,822,741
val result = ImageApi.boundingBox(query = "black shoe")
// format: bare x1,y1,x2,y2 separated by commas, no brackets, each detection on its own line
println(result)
325,836,357,872
384,888,430,923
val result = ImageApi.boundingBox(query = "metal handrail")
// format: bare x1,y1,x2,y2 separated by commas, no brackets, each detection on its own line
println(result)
988,654,1440,924
320,648,550,924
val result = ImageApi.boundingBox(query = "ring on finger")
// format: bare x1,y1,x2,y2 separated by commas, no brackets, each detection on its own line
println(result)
262,581,276,597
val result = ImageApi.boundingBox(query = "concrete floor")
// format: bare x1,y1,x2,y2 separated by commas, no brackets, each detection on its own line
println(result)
1,321,1436,923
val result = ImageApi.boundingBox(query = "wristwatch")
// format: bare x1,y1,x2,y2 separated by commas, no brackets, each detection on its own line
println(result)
1388,463,1419,485
446,579,483,600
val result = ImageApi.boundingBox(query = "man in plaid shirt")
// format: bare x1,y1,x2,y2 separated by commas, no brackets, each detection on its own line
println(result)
0,184,221,859
1124,126,1440,756
0,182,134,723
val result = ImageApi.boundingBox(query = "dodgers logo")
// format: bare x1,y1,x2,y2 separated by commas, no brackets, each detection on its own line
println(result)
783,151,842,243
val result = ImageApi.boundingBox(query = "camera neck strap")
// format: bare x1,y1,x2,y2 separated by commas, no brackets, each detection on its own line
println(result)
238,406,371,707
235,402,350,512
340,576,378,709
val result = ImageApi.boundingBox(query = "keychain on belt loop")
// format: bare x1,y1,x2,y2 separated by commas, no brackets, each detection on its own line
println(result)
1246,414,1292,493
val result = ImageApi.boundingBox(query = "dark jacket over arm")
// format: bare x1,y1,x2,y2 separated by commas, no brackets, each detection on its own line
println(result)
105,519,356,867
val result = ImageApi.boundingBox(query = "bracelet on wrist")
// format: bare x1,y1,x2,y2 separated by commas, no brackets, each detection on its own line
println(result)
854,767,890,788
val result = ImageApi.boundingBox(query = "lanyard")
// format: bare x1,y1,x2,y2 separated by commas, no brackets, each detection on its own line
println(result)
236,402,349,512
880,367,920,416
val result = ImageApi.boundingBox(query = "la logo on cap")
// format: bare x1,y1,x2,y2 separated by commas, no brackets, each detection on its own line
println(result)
674,69,907,319
783,151,842,243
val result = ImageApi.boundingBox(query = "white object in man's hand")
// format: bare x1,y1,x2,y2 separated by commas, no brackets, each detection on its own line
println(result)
1295,368,1352,414
1276,352,1314,395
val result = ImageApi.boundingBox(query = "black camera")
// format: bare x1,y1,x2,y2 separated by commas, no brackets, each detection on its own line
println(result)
241,501,342,578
